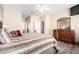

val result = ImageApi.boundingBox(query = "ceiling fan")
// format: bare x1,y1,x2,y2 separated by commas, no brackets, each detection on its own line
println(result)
31,4,50,15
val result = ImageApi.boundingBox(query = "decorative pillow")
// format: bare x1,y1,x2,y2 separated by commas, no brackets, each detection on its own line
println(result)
16,30,22,36
10,31,18,37
1,28,12,43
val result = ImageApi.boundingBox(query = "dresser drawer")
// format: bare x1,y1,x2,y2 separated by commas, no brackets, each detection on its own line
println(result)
53,29,74,44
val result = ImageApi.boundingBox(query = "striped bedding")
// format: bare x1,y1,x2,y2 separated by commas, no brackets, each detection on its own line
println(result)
12,33,57,43
0,28,58,54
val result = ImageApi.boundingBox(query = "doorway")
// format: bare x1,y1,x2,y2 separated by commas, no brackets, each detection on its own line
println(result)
34,21,44,33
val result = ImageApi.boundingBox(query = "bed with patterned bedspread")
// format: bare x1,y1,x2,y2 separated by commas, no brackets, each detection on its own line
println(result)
0,28,59,54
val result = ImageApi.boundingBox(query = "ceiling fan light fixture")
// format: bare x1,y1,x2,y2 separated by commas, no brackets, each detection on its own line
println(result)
39,8,44,12
35,4,50,13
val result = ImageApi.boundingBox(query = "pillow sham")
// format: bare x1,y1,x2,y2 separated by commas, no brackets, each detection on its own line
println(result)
10,31,18,37
1,28,12,44
10,30,22,38
16,30,22,36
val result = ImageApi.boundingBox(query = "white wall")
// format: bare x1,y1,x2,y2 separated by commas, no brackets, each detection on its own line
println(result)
44,15,50,34
71,15,79,42
3,5,22,32
49,9,70,35
0,5,3,21
30,15,40,32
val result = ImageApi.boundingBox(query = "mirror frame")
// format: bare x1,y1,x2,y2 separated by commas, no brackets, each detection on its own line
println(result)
57,17,71,29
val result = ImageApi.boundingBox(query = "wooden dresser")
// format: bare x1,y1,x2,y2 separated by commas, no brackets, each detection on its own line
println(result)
53,29,75,44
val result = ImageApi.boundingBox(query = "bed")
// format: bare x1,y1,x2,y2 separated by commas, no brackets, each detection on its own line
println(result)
0,28,59,54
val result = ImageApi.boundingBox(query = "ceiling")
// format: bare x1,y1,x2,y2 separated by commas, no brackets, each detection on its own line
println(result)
3,4,76,17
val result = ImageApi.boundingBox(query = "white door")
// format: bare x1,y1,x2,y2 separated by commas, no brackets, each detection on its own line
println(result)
34,21,44,33
34,21,41,33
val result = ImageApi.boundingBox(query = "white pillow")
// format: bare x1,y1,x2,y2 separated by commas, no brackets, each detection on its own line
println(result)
0,33,6,44
1,28,12,44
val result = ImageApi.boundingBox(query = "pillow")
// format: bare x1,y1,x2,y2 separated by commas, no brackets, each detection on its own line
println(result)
0,33,6,45
16,30,22,36
10,31,18,37
1,28,12,44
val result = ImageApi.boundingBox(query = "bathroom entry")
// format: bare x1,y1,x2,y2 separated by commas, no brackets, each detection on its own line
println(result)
34,21,44,33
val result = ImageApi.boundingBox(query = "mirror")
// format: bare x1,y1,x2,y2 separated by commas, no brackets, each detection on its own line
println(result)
57,17,71,29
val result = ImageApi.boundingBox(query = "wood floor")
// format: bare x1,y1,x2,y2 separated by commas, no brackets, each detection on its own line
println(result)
40,41,79,54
